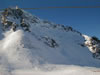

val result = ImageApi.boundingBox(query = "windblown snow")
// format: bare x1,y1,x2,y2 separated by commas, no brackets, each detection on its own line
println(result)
0,8,100,75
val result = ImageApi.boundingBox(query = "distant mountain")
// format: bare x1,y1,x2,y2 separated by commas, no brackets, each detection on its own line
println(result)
0,7,100,74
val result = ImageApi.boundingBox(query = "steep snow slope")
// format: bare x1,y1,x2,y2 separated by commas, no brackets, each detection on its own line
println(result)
0,8,100,75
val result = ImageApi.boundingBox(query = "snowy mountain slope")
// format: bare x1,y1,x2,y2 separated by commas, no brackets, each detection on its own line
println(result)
0,7,100,75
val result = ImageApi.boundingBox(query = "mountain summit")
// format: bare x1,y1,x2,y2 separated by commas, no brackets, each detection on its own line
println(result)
0,7,100,74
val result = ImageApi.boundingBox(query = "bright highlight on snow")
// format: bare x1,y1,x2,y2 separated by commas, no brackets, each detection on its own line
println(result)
0,7,100,75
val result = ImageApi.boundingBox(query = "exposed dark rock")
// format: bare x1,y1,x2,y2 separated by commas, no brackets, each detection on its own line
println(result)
42,36,58,48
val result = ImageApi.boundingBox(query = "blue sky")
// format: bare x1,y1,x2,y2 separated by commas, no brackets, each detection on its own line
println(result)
0,0,100,38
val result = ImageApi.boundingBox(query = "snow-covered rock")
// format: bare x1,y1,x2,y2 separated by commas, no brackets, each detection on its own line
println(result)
83,35,100,59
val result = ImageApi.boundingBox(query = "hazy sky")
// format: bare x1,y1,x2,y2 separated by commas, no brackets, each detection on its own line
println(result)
0,0,100,38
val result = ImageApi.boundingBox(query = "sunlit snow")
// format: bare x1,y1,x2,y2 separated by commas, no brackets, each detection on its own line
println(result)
0,8,100,75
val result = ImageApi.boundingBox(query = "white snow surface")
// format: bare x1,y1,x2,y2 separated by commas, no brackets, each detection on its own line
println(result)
0,8,100,75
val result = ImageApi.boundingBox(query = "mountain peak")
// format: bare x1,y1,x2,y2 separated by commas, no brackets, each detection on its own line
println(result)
0,7,40,32
0,7,100,74
0,7,82,35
